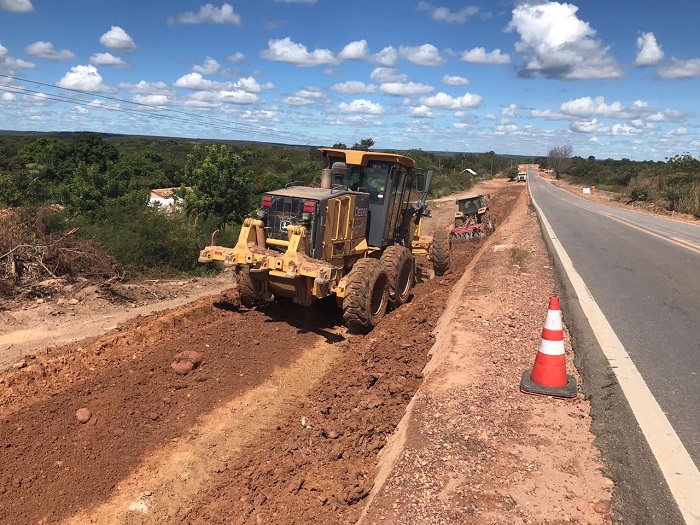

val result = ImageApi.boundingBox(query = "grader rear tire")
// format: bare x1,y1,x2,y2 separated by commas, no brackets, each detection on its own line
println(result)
381,245,414,306
343,258,390,333
431,228,451,276
236,267,262,308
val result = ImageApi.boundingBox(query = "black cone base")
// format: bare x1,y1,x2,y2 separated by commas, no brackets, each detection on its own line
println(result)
520,370,578,399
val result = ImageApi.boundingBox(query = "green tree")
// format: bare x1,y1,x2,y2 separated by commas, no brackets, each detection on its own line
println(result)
332,142,347,149
351,138,375,151
181,144,253,224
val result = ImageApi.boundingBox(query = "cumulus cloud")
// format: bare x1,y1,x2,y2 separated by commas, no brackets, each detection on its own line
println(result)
1,92,16,102
169,3,241,25
408,105,441,118
570,118,608,133
646,108,688,123
380,82,434,97
339,40,369,60
461,47,509,64
560,96,624,118
132,94,170,107
635,32,664,66
227,52,245,63
174,72,226,91
193,57,220,75
57,65,109,92
283,86,328,106
89,52,127,67
0,0,33,12
507,2,622,80
330,81,376,94
187,90,258,105
372,46,398,67
0,45,35,72
338,99,385,115
260,37,337,66
370,67,408,83
398,44,446,66
25,41,75,60
501,104,517,118
657,58,700,79
612,123,642,135
417,2,480,23
419,92,482,109
99,26,136,52
442,74,469,86
117,80,172,94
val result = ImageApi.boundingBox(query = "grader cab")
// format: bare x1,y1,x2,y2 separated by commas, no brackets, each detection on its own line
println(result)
198,148,451,332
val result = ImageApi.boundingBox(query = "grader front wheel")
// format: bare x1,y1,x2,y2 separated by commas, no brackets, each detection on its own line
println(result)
431,228,452,276
342,258,390,333
381,245,414,306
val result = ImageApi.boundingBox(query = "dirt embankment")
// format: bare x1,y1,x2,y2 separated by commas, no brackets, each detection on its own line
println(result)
0,181,612,525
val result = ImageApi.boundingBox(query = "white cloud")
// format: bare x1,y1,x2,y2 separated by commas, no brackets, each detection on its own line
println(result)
227,52,245,63
370,67,408,83
193,57,220,75
57,65,109,92
664,126,689,137
90,52,127,67
453,122,469,129
330,81,376,94
170,3,241,25
646,108,687,123
419,92,482,109
117,80,171,94
570,118,608,133
260,37,337,66
187,90,258,105
339,40,369,60
338,99,385,115
530,109,566,120
99,26,136,52
233,77,265,93
507,2,622,80
417,2,480,24
380,82,434,96
0,0,33,12
174,72,225,91
283,86,328,106
372,46,398,67
635,32,664,66
612,123,642,135
408,105,441,118
133,94,170,106
25,41,75,60
398,44,446,66
461,47,509,64
560,96,623,118
501,103,517,118
484,113,497,121
1,92,16,102
0,44,35,73
657,58,700,79
442,74,469,86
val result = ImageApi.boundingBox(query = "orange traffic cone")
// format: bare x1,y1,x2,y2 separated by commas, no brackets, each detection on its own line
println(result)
520,295,577,398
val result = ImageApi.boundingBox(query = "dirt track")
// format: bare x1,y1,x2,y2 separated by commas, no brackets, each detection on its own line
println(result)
0,187,520,525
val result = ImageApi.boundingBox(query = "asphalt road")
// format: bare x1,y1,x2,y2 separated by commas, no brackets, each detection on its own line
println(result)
528,167,700,523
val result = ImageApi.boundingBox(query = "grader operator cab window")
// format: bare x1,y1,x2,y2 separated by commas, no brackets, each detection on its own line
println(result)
350,162,389,205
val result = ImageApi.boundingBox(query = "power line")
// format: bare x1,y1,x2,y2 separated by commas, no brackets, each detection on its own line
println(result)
0,73,305,143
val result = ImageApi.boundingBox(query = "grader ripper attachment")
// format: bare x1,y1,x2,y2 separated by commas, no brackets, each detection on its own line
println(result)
450,194,495,241
199,148,451,333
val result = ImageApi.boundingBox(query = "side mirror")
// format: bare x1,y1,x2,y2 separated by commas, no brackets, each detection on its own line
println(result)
415,173,426,192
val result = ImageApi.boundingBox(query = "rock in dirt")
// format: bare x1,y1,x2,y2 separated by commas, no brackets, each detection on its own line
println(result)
593,499,611,514
171,350,204,375
75,408,92,424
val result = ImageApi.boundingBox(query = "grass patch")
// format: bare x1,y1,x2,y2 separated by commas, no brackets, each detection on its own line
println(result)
508,246,530,271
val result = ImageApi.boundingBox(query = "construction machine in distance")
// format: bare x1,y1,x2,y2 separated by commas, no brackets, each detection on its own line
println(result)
198,148,452,333
450,194,496,241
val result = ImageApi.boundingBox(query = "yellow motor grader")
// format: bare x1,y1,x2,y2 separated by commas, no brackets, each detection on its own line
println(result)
198,148,451,332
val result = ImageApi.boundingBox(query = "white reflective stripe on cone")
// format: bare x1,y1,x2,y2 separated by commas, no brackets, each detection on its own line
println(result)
538,338,566,356
543,309,563,330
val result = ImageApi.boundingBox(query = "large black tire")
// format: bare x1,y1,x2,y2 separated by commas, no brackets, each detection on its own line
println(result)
431,228,451,276
381,245,415,306
342,258,389,333
480,211,495,232
236,266,262,308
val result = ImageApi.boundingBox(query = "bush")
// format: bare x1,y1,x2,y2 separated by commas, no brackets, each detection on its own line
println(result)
71,205,240,276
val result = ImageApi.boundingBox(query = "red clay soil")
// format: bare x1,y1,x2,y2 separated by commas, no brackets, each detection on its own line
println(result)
0,184,522,525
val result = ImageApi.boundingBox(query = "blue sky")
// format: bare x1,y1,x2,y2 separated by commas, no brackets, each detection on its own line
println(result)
0,0,699,161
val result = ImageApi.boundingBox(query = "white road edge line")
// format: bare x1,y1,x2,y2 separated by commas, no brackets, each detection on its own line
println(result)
529,175,700,525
